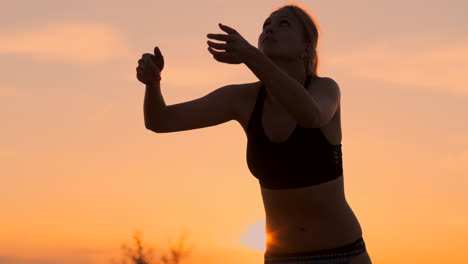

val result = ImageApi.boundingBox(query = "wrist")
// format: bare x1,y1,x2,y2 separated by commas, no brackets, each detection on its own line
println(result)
243,44,260,65
146,79,161,88
149,74,162,87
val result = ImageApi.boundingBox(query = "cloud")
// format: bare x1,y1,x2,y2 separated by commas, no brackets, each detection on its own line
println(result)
0,22,130,62
327,36,468,96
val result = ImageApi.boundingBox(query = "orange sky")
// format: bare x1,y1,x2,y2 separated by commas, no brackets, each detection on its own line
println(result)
1,0,468,263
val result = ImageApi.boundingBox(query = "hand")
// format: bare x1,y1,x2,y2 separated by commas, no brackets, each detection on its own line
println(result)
207,23,254,64
136,46,165,85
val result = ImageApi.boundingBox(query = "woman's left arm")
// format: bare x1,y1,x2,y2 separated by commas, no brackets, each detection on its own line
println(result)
207,23,339,128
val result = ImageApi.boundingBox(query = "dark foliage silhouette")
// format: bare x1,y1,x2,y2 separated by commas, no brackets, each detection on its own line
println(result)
110,229,194,264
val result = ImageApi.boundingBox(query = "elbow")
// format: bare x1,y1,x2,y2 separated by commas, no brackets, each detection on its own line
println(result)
145,121,160,133
145,125,156,132
300,110,322,128
307,118,322,128
312,114,323,128
313,114,335,128
144,107,167,133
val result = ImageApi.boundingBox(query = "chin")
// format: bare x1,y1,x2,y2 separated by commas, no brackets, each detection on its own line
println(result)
260,47,290,61
260,45,277,55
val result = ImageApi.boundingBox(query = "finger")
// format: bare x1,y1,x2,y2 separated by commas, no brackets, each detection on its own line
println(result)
207,46,222,56
142,54,153,64
154,46,163,57
208,47,233,62
145,57,158,71
153,46,165,69
142,53,153,62
137,72,144,82
214,53,236,63
137,75,146,85
140,53,154,61
207,40,228,51
207,33,229,41
143,56,156,67
142,56,152,64
219,23,237,34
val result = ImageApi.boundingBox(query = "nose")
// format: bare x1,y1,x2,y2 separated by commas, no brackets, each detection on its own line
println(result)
261,27,274,43
264,24,274,35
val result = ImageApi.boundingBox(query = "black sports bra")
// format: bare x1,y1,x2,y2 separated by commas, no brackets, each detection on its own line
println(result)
246,75,343,189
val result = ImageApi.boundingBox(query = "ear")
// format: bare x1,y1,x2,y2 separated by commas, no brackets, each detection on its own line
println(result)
305,44,312,55
300,45,311,60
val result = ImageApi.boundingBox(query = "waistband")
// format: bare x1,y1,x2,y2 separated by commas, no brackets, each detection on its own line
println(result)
264,237,366,262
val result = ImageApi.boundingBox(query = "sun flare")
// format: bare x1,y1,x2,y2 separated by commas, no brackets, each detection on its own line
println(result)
239,219,268,251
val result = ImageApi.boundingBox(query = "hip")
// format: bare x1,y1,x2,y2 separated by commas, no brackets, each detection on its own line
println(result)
264,196,363,254
264,236,369,264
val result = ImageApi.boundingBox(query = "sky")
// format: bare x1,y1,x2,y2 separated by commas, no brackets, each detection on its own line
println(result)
1,0,467,263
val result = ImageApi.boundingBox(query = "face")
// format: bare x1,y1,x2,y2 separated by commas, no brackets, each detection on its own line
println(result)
258,8,309,62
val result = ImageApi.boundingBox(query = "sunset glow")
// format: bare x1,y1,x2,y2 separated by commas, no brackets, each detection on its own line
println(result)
1,1,467,264
239,219,266,251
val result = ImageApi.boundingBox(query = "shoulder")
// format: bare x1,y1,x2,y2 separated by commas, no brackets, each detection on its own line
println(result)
316,76,339,88
235,81,262,99
227,81,262,130
220,81,257,101
229,80,260,90
310,76,340,97
229,80,261,111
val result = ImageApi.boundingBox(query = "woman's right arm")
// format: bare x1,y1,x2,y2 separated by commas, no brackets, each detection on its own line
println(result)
137,47,166,131
148,83,243,133
143,81,166,131
138,46,242,133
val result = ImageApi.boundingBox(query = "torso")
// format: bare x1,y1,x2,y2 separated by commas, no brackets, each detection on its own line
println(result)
235,77,363,254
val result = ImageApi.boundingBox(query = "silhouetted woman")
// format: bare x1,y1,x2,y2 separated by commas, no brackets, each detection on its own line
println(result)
137,3,372,264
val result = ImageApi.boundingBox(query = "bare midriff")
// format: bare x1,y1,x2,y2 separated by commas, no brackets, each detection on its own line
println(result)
260,175,363,255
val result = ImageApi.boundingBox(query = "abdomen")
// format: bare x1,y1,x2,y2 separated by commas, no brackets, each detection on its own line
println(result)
261,176,363,254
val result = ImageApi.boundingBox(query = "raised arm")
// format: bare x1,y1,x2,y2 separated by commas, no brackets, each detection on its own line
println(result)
137,46,243,133
147,83,242,133
143,81,166,131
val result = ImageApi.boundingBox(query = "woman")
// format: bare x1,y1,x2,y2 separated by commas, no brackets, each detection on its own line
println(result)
137,3,372,264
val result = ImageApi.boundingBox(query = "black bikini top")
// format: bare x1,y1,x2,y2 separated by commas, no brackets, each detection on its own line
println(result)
245,75,343,189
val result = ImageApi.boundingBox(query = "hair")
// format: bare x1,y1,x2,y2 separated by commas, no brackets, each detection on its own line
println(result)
271,1,321,76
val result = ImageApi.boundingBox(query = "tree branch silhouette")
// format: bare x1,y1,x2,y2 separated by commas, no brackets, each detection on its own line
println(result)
109,229,195,264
